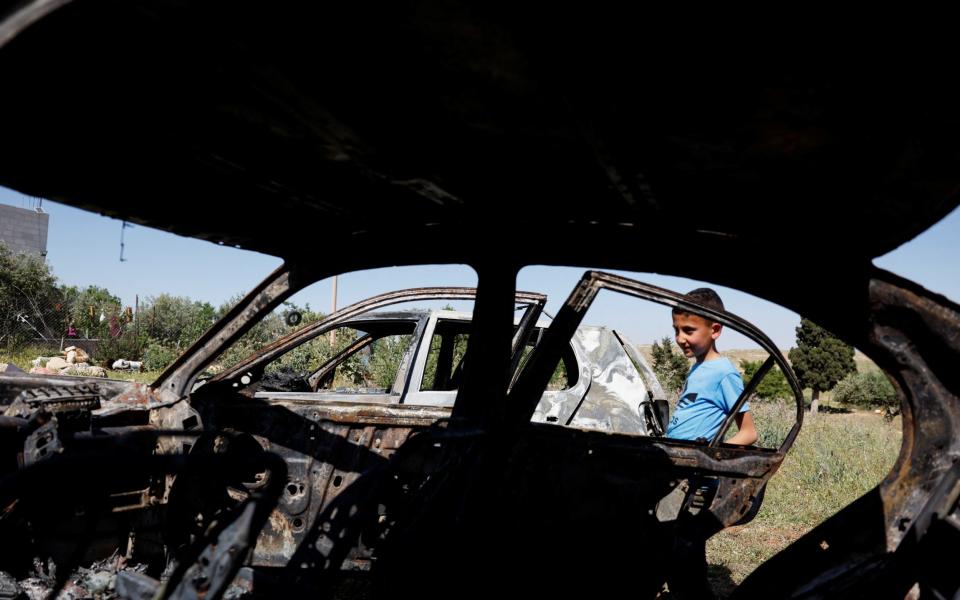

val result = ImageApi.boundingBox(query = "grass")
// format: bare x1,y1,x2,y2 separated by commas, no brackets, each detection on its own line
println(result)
104,370,161,384
706,402,902,597
1,345,161,385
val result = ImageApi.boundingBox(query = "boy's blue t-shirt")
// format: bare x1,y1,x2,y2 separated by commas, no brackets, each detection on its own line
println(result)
666,357,747,441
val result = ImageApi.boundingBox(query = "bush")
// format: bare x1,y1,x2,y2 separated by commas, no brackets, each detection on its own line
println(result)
143,340,178,371
141,294,217,350
833,371,898,411
741,360,793,401
95,331,141,365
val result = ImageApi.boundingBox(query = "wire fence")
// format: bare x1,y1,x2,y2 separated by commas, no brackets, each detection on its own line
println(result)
1,286,142,363
1,278,325,373
2,243,330,373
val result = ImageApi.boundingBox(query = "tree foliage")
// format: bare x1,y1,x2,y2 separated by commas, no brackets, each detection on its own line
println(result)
651,336,689,396
0,243,62,346
210,297,327,371
788,319,856,412
368,335,411,390
141,294,217,350
787,319,856,393
833,371,898,411
740,359,792,401
59,285,122,339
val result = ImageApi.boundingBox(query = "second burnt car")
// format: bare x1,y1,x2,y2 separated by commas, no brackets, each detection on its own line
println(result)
201,287,667,437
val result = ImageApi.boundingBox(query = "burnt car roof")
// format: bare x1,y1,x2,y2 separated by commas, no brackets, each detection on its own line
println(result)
2,6,960,599
0,2,957,284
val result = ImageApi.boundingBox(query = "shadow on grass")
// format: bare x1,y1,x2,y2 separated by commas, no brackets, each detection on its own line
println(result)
707,563,738,599
657,564,737,599
809,405,852,414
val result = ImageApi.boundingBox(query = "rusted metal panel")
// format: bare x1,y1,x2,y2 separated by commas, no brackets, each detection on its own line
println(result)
247,410,430,567
868,278,960,549
257,400,450,426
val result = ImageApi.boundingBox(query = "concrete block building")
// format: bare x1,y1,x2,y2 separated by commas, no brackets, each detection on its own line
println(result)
0,203,49,257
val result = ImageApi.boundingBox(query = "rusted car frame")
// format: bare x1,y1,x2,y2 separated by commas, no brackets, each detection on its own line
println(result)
510,271,803,451
203,280,666,435
1,1,959,597
205,287,544,394
0,270,796,598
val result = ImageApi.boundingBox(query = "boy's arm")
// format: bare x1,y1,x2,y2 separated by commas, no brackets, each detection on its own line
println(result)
728,411,757,445
719,372,757,445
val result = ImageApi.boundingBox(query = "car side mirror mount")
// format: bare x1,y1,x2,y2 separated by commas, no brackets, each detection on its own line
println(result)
654,399,670,433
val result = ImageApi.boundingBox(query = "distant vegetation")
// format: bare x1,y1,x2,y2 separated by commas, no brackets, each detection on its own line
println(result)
650,336,689,398
740,360,792,401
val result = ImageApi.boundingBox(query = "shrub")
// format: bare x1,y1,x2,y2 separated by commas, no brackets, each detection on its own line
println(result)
833,371,898,411
741,360,793,401
143,340,178,371
95,331,141,365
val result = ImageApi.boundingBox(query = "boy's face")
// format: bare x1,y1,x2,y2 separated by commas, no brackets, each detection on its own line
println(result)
672,312,722,360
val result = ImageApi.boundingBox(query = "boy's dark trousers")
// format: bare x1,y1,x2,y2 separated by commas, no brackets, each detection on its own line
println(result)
666,535,713,599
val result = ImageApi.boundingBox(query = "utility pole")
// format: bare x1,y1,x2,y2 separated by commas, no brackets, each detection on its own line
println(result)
329,275,338,346
135,295,140,358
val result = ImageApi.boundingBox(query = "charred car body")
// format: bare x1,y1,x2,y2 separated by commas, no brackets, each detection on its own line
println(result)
1,2,959,598
1,275,796,599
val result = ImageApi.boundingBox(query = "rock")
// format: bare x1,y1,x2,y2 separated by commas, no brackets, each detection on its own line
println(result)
46,357,68,370
66,350,77,364
62,366,108,378
62,347,90,363
29,367,59,375
0,363,25,374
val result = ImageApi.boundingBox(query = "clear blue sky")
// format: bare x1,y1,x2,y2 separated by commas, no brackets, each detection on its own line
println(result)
2,186,958,350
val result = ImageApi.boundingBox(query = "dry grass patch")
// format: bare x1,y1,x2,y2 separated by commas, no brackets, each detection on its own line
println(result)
706,404,902,597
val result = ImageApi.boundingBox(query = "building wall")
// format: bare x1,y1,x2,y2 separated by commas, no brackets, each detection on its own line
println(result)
0,204,49,256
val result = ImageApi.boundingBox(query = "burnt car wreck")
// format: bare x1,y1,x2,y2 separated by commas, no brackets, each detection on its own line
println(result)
1,2,960,598
0,276,798,599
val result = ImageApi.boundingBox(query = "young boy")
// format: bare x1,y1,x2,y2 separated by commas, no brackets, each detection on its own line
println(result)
666,288,757,445
662,288,757,598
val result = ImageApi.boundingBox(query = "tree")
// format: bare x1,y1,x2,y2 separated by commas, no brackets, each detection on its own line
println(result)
59,285,122,339
141,294,217,349
787,319,856,414
651,336,689,397
0,242,62,346
740,359,792,401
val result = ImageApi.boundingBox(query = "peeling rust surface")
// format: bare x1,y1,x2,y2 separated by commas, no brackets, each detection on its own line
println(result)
869,277,960,549
97,383,178,416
